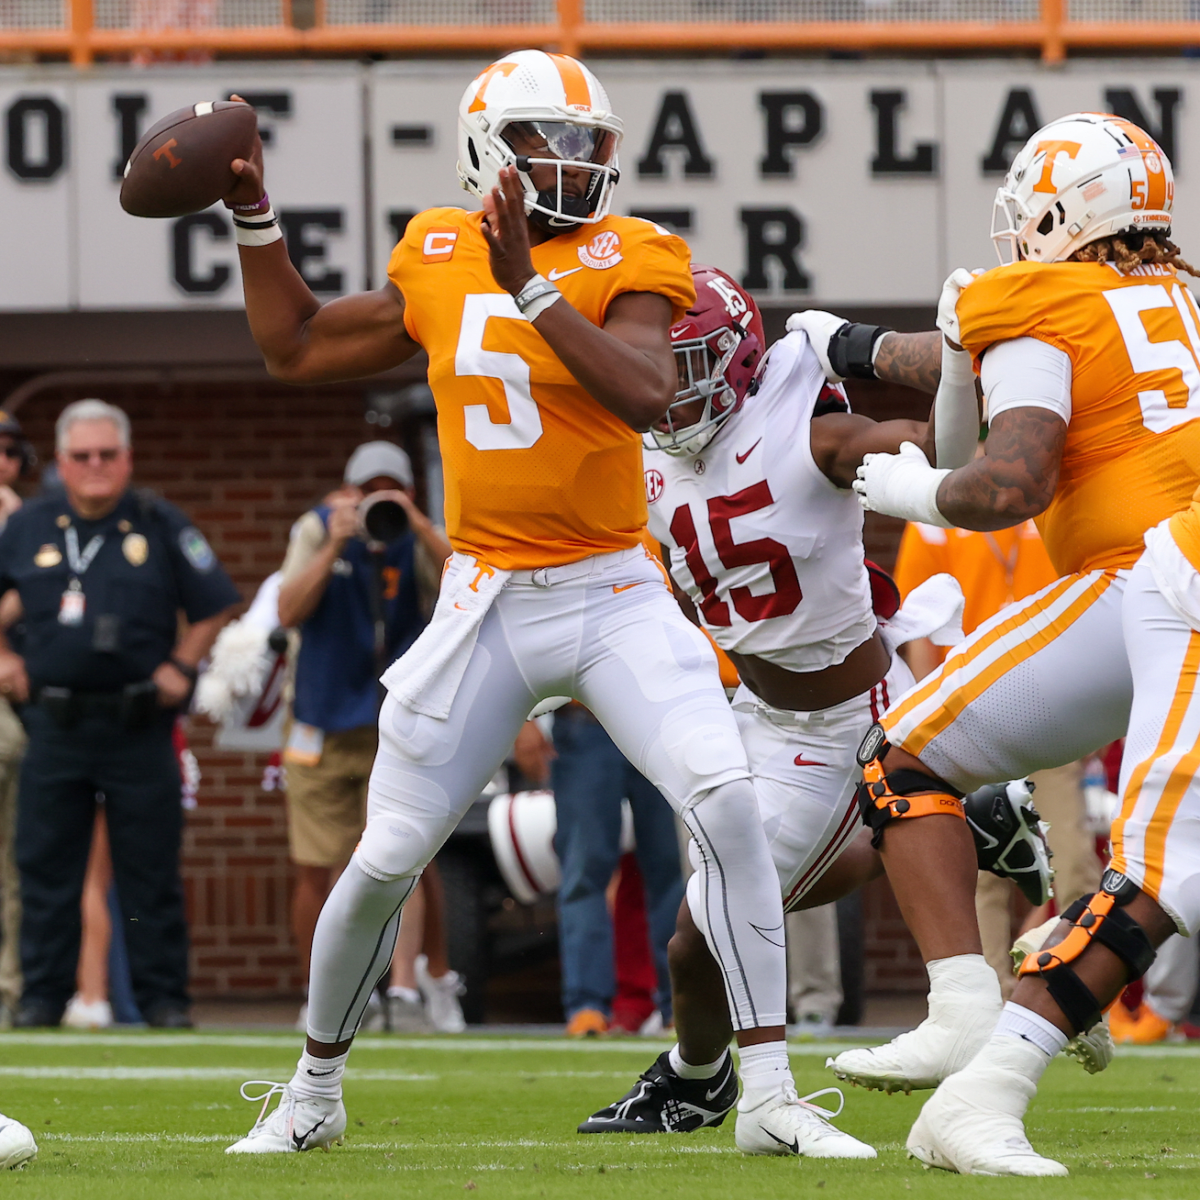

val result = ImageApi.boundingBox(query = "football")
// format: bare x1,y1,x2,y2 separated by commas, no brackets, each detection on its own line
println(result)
120,100,258,219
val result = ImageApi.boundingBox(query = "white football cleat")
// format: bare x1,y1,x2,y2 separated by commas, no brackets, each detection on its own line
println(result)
62,995,114,1030
1011,917,1114,1074
225,1082,346,1154
906,1036,1067,1176
415,955,467,1033
827,956,1001,1093
735,1086,877,1158
0,1113,37,1170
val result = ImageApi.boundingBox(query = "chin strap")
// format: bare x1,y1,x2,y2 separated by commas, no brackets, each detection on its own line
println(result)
1017,868,1156,1033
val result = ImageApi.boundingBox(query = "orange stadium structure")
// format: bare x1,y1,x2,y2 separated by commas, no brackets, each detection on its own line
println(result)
1,0,1199,68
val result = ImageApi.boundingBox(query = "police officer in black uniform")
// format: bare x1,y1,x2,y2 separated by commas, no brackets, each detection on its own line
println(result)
0,400,239,1028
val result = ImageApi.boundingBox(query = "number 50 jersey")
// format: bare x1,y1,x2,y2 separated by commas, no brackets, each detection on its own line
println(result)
645,330,875,673
957,260,1200,576
389,208,694,571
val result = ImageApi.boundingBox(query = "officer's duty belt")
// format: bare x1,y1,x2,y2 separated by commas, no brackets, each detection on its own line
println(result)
31,680,161,731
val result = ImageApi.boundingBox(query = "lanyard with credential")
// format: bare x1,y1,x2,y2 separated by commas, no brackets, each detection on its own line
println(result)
982,530,1019,608
57,525,105,626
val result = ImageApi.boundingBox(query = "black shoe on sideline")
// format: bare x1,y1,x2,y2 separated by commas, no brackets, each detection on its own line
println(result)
14,999,65,1028
143,1003,193,1029
578,1050,738,1134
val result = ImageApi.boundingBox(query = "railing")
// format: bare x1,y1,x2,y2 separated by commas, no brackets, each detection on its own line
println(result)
0,0,1196,66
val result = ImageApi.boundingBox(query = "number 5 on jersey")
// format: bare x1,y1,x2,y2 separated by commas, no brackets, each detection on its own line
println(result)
456,294,544,451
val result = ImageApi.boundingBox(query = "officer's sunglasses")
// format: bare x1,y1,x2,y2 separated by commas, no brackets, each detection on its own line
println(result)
67,449,122,464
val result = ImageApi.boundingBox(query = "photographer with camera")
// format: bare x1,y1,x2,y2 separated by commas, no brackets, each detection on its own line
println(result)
278,441,455,1031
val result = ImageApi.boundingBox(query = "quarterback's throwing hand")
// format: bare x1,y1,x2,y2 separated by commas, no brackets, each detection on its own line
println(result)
481,165,537,296
853,441,952,528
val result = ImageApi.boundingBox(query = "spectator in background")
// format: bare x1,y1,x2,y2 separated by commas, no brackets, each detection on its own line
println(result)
277,441,463,1032
543,702,685,1037
0,411,31,1026
0,399,239,1028
893,514,1101,997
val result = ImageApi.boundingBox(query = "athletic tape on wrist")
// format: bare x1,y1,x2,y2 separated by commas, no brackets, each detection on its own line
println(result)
514,274,562,320
233,205,282,247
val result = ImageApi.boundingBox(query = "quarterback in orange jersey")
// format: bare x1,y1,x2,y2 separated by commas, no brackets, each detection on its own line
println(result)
842,112,1200,1175
214,51,859,1159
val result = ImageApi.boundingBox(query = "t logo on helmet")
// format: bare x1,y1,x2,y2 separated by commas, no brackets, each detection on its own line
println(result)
1032,140,1082,194
468,61,518,113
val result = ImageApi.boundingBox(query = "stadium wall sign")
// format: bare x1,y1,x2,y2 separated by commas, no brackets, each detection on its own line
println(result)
0,59,1197,312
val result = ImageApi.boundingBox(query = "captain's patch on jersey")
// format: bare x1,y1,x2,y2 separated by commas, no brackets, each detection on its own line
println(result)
578,230,622,270
421,228,459,263
179,527,215,572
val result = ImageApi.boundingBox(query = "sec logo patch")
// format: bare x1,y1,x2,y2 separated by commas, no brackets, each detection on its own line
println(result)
578,230,622,270
644,469,664,504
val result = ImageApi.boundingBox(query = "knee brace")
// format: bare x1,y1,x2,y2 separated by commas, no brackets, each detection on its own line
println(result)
855,724,965,849
1017,868,1157,1033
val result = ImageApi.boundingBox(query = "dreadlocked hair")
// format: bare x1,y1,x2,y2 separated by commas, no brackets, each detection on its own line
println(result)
1070,228,1200,279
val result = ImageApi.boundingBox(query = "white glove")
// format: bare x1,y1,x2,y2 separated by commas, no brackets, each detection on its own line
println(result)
786,309,851,382
936,267,985,348
853,441,952,527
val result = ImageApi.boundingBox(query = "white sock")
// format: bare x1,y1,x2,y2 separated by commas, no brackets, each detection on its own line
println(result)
994,1001,1070,1059
290,1049,349,1101
387,986,421,1003
736,1041,794,1110
669,1045,728,1080
926,953,1000,999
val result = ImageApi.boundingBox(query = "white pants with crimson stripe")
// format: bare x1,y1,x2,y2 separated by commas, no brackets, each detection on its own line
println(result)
1110,555,1200,936
730,653,914,912
880,570,1133,797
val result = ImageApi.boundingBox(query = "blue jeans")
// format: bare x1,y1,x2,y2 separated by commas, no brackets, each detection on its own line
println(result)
552,711,684,1021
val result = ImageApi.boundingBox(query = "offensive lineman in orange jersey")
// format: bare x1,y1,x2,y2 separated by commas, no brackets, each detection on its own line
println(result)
218,52,872,1158
842,113,1200,1174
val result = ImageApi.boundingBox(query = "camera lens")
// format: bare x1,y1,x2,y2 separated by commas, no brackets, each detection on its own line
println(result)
360,496,409,543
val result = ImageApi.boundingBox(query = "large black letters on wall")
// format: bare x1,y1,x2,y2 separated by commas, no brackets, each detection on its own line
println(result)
1104,88,1180,169
981,89,1041,175
112,93,147,181
6,96,66,182
172,213,231,295
637,92,714,179
740,208,810,292
758,92,822,178
870,90,937,176
280,210,344,293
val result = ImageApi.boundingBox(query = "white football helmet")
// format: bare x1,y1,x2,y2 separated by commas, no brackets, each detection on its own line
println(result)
457,50,622,230
992,112,1174,265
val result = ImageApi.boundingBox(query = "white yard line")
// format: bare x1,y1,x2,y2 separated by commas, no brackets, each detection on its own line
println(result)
0,1067,437,1081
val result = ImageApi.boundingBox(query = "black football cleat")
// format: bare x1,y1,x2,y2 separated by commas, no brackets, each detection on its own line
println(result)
578,1051,738,1134
965,779,1054,906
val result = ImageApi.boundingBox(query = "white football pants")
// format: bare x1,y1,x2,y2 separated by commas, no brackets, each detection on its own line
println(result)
305,546,787,1041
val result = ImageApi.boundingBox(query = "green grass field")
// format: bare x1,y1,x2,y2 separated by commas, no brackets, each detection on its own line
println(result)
0,1031,1196,1199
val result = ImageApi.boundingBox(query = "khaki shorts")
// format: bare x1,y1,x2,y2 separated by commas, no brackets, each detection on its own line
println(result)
286,723,378,868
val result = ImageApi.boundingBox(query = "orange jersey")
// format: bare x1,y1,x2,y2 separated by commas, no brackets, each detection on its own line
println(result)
958,260,1200,575
893,521,1059,636
388,208,694,570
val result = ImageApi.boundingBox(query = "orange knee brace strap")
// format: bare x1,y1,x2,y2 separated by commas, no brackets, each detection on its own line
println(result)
855,748,965,849
1017,875,1156,1032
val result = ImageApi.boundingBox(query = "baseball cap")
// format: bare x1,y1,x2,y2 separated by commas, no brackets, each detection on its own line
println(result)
0,410,24,439
344,441,414,489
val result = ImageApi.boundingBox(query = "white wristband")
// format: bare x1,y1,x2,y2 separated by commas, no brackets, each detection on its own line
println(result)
233,205,283,247
514,273,563,321
522,289,562,321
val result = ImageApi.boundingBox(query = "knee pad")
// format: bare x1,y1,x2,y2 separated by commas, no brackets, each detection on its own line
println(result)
855,724,965,849
354,815,430,883
1017,868,1157,1033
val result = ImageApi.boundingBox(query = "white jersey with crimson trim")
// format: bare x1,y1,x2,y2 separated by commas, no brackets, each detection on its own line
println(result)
644,329,876,672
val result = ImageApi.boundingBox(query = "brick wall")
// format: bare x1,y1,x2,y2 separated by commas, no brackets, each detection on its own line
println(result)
14,368,930,1001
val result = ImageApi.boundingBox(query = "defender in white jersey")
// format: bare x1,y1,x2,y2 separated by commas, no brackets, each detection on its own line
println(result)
580,267,1052,1140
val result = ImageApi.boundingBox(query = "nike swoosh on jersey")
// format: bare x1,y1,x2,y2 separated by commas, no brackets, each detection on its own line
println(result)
736,438,763,464
547,266,583,281
612,582,644,593
793,754,829,767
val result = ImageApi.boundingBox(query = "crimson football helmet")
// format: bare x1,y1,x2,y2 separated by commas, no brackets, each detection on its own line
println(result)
646,265,765,457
